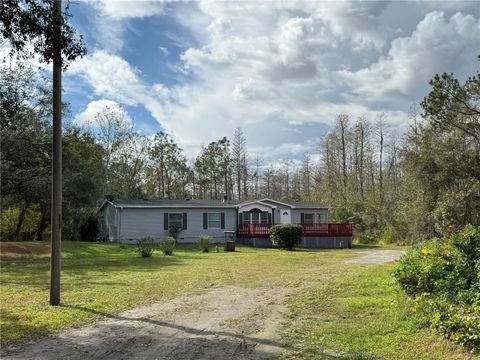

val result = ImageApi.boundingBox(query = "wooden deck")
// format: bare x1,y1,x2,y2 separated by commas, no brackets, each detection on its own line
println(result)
236,223,353,238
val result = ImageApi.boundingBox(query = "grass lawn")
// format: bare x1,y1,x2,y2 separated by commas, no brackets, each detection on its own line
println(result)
282,262,476,359
0,241,475,359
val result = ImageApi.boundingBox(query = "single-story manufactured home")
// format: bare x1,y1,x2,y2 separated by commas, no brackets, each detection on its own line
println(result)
99,197,353,248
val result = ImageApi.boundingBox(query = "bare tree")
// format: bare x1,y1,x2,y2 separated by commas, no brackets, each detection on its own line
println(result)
232,127,248,200
376,113,388,201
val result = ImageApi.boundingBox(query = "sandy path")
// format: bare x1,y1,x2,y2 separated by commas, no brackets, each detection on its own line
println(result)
2,286,292,360
345,250,405,264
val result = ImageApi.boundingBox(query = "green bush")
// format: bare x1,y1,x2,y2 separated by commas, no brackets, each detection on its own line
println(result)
199,235,212,252
168,224,182,241
79,215,99,242
269,224,303,250
381,224,394,244
393,225,480,351
136,237,155,258
159,236,176,255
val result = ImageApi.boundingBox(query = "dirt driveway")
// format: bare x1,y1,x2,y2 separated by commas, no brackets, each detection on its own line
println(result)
344,250,405,264
2,250,403,360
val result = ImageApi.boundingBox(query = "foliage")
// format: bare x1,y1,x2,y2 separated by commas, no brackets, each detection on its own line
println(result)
282,262,467,360
380,224,394,244
269,224,303,250
393,225,480,351
159,236,176,256
136,237,155,258
194,137,232,200
0,0,87,68
147,132,188,199
198,235,212,252
78,214,99,242
168,224,182,241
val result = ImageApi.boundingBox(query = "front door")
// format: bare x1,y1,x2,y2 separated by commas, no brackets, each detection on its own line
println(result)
280,209,291,224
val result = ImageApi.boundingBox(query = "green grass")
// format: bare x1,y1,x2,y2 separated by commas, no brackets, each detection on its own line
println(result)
0,241,353,347
281,263,476,360
0,241,474,359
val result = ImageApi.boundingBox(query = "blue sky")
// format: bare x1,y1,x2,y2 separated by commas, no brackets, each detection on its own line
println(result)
55,0,480,161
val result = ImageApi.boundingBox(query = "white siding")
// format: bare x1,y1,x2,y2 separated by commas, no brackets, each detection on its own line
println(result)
119,207,237,244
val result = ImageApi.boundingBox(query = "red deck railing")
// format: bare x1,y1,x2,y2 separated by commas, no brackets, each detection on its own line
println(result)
236,223,353,238
237,224,273,238
301,223,353,237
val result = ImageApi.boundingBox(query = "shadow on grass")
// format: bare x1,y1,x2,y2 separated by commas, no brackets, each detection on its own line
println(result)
2,309,282,360
1,254,189,288
351,244,386,249
59,303,284,348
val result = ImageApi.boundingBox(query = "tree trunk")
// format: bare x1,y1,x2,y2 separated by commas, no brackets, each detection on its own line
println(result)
36,203,49,241
15,204,27,241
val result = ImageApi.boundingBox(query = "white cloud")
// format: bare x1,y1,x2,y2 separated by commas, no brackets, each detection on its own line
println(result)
69,2,480,162
69,50,146,106
74,99,133,128
84,0,167,19
340,11,480,102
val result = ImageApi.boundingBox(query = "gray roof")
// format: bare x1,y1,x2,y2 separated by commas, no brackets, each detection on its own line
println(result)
103,198,238,209
238,198,330,209
284,201,330,209
101,197,330,211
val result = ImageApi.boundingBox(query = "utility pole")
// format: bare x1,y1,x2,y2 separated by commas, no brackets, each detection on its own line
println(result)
50,0,62,306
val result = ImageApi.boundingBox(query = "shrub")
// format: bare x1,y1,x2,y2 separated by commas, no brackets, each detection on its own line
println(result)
269,224,303,250
199,235,212,252
159,236,176,256
381,224,394,244
79,216,99,242
168,224,183,241
393,225,480,351
136,237,155,257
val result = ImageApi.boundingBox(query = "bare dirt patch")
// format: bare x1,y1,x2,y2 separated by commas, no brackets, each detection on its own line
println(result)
2,285,293,360
344,250,405,264
0,243,50,257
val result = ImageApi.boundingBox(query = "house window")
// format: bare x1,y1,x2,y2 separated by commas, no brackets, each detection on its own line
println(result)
304,213,315,224
303,213,327,224
241,211,270,224
260,212,268,224
169,213,183,228
207,212,221,229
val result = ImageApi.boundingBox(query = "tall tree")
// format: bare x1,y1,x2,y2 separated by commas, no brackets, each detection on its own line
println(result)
148,132,188,199
1,0,87,305
231,127,248,200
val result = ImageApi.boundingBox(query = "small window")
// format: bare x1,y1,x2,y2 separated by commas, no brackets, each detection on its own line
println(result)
169,213,183,228
260,212,268,224
315,213,327,224
207,212,221,229
303,213,327,224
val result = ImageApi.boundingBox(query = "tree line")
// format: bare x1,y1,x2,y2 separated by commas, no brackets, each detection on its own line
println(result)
1,57,479,243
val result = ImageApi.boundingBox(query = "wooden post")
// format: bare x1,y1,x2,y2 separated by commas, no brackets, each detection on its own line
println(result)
50,0,62,306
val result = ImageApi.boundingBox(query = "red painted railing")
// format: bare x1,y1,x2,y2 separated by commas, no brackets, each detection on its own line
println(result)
302,223,353,237
237,224,273,238
236,223,352,238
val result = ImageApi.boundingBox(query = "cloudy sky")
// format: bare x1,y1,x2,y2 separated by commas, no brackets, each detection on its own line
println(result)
62,0,479,161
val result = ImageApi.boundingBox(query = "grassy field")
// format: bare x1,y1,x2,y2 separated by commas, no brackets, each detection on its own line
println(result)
0,241,475,359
